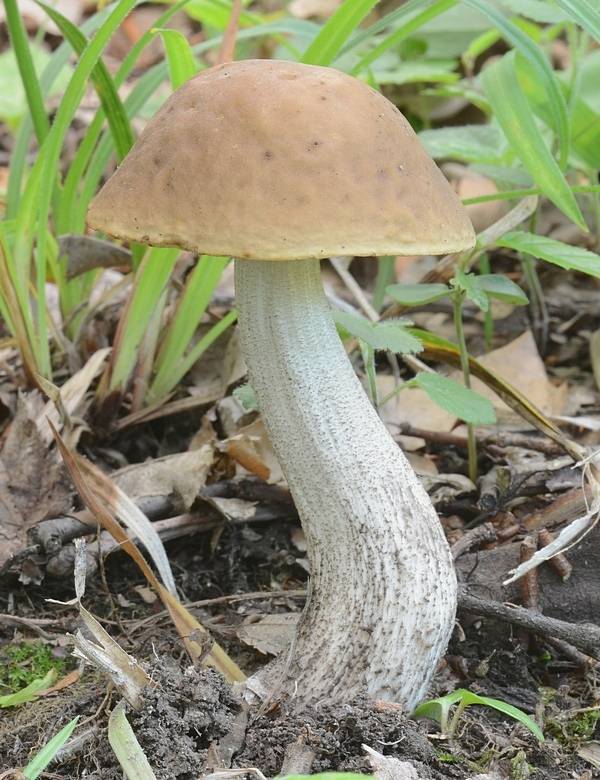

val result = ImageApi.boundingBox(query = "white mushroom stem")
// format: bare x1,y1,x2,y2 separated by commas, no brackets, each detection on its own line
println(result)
235,258,457,710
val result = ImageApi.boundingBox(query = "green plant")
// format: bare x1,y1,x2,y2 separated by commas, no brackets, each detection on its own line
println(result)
22,716,79,779
414,688,545,741
0,642,66,693
2,0,600,422
386,270,527,480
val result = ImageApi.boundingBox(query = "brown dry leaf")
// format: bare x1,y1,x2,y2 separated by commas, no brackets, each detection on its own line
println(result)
376,376,456,450
468,331,567,423
37,347,111,445
237,613,298,656
114,445,214,513
0,393,72,568
222,419,285,485
38,668,81,696
187,327,246,406
51,424,245,684
454,172,508,233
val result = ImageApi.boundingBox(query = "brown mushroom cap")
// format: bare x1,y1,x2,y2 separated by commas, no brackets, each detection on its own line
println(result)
87,59,475,260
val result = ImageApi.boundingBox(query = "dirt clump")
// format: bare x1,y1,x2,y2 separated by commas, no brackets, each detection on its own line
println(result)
130,663,239,779
236,697,463,779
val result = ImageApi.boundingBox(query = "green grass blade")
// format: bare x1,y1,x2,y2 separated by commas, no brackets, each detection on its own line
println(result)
36,1,134,160
339,0,451,58
454,689,544,741
32,0,139,374
23,717,79,779
152,28,199,89
497,230,600,277
109,248,179,393
482,52,586,229
301,0,381,66
149,255,229,401
350,0,456,75
463,0,570,170
555,0,600,43
3,0,50,144
5,10,107,218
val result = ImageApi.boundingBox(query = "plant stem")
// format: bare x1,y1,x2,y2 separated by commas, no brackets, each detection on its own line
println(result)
452,291,477,483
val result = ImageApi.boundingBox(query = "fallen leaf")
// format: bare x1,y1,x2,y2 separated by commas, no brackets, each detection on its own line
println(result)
114,444,214,513
468,331,568,422
237,613,299,656
222,419,285,485
0,393,72,568
455,172,508,233
376,376,456,450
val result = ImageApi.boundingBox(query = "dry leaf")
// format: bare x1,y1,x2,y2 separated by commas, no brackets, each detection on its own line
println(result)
377,376,456,450
0,394,72,568
223,419,285,485
114,445,214,513
455,173,508,233
468,331,567,422
237,613,298,656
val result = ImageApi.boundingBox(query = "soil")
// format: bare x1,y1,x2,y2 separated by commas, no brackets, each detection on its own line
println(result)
1,521,598,778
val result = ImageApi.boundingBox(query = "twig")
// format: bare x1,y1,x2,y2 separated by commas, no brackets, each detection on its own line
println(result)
450,522,496,560
398,423,564,456
538,527,573,581
457,587,600,658
519,536,540,612
217,0,242,65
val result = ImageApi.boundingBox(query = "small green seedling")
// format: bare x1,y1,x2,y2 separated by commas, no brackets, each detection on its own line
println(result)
21,716,79,779
414,688,544,741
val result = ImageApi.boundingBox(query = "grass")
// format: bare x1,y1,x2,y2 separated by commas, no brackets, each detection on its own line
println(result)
0,0,599,422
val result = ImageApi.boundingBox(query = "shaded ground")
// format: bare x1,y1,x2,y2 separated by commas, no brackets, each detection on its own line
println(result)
1,518,598,778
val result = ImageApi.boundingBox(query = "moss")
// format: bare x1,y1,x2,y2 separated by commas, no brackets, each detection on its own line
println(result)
0,642,66,693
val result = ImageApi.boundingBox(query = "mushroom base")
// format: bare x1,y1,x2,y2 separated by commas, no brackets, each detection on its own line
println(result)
235,258,457,710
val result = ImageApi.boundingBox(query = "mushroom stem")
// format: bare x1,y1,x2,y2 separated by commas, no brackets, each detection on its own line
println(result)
235,258,457,710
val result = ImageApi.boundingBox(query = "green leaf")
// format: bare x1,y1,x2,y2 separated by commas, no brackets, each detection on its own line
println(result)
374,60,460,85
152,28,198,90
476,274,529,305
233,383,258,412
418,125,507,164
301,0,380,66
410,372,496,425
335,311,423,355
497,231,600,278
452,270,489,311
36,0,134,161
108,702,157,779
555,0,600,43
482,52,586,230
386,283,450,307
499,0,568,24
23,717,79,779
0,669,57,708
349,0,457,75
463,0,570,169
3,0,50,141
415,688,544,742
109,248,179,393
0,43,70,133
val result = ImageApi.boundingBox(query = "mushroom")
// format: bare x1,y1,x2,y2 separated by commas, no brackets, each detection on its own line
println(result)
88,59,475,710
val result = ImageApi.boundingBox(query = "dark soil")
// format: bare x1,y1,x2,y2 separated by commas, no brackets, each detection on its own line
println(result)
1,520,598,778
